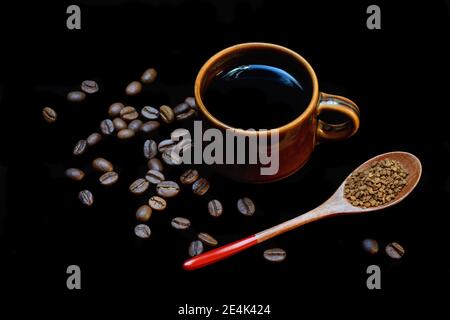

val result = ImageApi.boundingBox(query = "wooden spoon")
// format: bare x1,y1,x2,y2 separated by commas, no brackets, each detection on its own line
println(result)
183,151,422,271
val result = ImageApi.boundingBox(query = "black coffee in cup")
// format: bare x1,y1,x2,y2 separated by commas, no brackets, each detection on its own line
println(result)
204,63,312,129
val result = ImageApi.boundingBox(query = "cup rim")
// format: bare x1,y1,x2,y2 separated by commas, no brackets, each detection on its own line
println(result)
194,42,319,135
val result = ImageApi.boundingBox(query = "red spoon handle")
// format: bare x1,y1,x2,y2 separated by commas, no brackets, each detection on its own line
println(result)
183,235,258,271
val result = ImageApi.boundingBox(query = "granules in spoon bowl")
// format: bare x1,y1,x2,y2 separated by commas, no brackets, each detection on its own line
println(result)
344,158,409,208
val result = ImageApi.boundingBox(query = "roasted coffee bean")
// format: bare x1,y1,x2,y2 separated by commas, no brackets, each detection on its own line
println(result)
136,205,152,222
180,169,199,185
263,248,287,262
128,119,143,132
140,68,157,84
207,199,223,217
113,117,127,131
100,119,114,135
158,139,176,153
143,139,157,159
237,197,255,216
134,224,151,239
117,128,135,139
171,217,190,230
188,240,204,257
148,158,164,172
185,97,196,109
176,109,196,121
65,168,85,181
176,138,192,154
79,190,93,206
81,80,99,94
86,132,102,146
159,105,174,124
125,81,142,95
173,102,190,115
120,106,139,121
156,181,180,198
362,239,379,255
73,139,87,156
92,157,113,172
148,196,166,211
385,242,405,260
162,149,182,166
67,91,86,102
129,178,149,194
192,178,209,196
141,120,160,133
99,171,119,185
171,128,190,142
42,107,57,123
145,169,165,184
108,102,124,117
141,106,159,120
198,232,218,246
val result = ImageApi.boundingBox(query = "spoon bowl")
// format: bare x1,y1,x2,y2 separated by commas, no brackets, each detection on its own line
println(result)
183,151,422,271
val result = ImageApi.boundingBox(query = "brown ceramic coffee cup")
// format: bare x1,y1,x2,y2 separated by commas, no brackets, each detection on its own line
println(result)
195,42,360,183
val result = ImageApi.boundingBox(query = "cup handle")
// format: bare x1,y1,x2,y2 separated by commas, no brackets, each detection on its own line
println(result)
316,92,360,143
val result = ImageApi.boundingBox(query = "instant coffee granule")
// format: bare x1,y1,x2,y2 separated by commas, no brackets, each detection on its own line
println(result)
344,158,408,208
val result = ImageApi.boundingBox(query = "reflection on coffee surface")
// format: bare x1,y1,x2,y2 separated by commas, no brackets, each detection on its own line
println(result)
204,64,312,129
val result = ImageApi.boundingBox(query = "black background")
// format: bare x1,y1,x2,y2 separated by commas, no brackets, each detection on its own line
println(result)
0,0,449,314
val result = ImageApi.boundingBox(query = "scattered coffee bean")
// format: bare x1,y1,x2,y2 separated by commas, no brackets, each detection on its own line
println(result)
207,199,223,217
65,168,85,181
100,119,114,135
158,139,176,153
81,80,99,94
67,91,86,102
198,232,218,246
134,224,151,239
237,197,255,216
120,106,139,121
173,102,190,115
189,240,204,257
385,242,405,260
362,239,379,255
42,107,57,123
148,158,164,172
86,132,102,146
192,178,210,196
171,217,190,230
345,158,409,208
175,138,192,154
92,157,113,172
180,169,199,185
140,68,157,84
73,139,87,156
263,248,287,262
176,109,196,121
141,120,160,133
148,196,167,211
162,149,182,165
143,139,158,159
99,171,119,186
129,178,149,195
159,105,174,124
117,128,135,139
136,205,152,222
145,169,165,184
108,102,124,117
171,128,190,142
185,97,196,109
156,180,180,198
113,117,127,131
141,106,159,120
128,119,143,132
79,190,93,206
125,81,142,96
